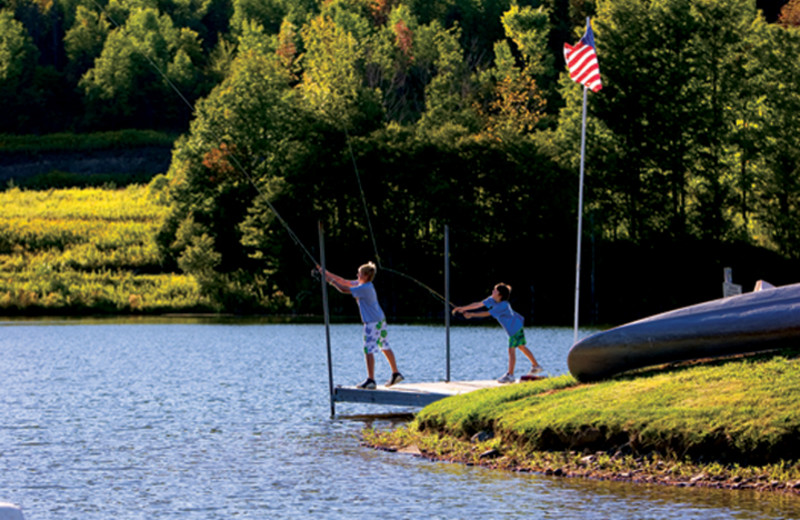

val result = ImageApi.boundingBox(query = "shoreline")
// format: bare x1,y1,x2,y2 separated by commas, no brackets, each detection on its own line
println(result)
362,352,800,497
363,426,800,495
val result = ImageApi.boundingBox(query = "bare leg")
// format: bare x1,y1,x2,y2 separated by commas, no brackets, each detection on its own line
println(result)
365,353,375,380
517,345,541,368
382,349,399,374
507,347,516,375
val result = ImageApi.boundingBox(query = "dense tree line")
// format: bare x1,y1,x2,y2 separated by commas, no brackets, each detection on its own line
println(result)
3,0,800,324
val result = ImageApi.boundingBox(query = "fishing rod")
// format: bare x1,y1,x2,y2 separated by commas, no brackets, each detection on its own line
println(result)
93,2,454,306
89,0,320,268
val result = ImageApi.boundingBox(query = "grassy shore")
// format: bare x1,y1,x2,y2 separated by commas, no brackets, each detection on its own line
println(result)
364,351,800,494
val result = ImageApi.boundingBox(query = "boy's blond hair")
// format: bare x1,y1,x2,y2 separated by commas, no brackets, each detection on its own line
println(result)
359,262,377,282
495,283,512,301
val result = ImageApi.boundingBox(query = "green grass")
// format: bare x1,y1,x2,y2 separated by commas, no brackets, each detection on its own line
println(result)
0,184,213,314
365,353,800,491
414,352,800,464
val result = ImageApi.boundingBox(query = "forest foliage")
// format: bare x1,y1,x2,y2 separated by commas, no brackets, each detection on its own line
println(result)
3,0,800,323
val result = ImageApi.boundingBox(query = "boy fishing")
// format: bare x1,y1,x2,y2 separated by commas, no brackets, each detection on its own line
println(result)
320,262,404,389
452,282,543,383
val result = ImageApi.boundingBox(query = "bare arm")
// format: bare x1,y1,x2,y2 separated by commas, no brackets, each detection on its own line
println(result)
452,299,488,315
317,266,357,294
462,310,490,319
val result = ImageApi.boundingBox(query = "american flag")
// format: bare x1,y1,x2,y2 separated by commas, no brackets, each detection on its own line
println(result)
563,18,602,92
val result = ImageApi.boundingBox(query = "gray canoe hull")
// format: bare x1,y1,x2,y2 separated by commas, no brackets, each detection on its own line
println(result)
567,282,800,382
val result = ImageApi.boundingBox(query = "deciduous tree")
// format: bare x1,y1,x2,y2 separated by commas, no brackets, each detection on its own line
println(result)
79,6,205,129
0,8,39,131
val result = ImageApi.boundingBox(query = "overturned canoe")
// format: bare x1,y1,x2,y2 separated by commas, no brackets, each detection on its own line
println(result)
568,282,800,382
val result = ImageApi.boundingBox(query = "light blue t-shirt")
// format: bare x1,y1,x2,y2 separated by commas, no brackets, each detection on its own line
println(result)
351,281,385,324
483,296,523,337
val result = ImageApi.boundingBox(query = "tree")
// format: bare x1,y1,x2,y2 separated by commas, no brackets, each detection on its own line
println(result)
64,4,110,83
500,3,553,81
275,17,300,79
229,0,315,36
159,22,315,310
299,13,381,132
0,8,39,131
752,20,800,257
79,6,205,129
593,0,702,240
779,0,800,25
474,4,550,139
7,0,63,68
684,0,759,241
577,0,761,243
372,4,431,123
404,0,514,65
416,22,478,136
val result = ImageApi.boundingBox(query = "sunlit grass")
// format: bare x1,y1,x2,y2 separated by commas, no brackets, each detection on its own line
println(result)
1,186,160,221
366,352,800,491
415,354,800,461
374,352,800,465
0,185,212,314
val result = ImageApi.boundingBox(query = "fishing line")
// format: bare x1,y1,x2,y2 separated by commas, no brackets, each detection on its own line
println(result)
342,128,455,308
384,265,453,307
89,0,320,267
343,126,381,267
94,1,453,305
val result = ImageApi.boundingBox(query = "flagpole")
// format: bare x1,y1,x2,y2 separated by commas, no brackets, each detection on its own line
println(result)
573,85,588,345
566,16,600,345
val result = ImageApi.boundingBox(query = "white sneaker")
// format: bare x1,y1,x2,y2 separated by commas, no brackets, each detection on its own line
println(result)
385,372,404,387
527,365,543,376
497,373,515,384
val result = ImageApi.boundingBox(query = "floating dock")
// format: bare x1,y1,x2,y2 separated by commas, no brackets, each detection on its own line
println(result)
333,380,504,407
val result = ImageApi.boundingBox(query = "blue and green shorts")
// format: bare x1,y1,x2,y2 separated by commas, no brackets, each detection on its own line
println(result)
363,320,390,355
508,328,526,349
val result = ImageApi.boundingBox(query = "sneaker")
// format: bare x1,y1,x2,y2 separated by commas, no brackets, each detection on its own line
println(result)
385,372,404,387
356,378,376,389
527,365,544,376
497,373,515,384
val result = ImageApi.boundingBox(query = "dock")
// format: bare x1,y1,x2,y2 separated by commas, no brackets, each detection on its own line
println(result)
333,380,504,407
316,224,540,415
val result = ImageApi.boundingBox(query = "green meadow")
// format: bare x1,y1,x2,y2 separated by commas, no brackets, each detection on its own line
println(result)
0,185,211,314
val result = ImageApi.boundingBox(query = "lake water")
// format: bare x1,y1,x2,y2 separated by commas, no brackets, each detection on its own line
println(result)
2,319,800,519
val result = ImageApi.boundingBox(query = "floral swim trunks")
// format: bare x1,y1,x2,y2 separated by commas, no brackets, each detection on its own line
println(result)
363,320,390,355
508,328,526,349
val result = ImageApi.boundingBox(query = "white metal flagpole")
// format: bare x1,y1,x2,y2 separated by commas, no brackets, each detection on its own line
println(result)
573,85,588,344
566,16,601,344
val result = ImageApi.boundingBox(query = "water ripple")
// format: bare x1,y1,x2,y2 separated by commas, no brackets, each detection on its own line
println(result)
1,321,799,519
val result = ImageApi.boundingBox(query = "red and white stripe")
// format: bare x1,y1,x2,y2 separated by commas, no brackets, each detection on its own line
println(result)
564,42,602,92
